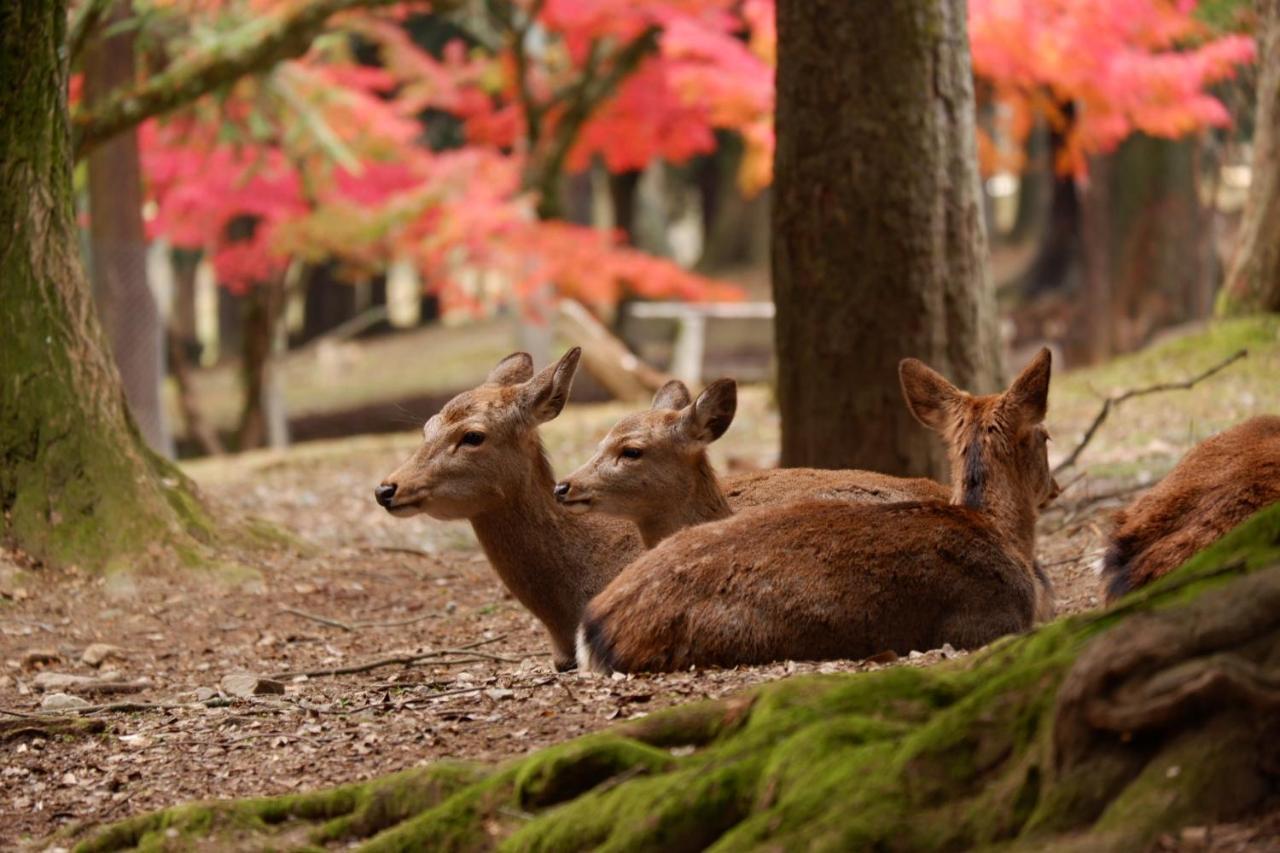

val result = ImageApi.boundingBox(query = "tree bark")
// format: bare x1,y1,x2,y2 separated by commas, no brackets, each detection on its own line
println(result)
1078,135,1209,363
1219,0,1280,316
0,0,211,567
772,0,1003,480
83,0,173,457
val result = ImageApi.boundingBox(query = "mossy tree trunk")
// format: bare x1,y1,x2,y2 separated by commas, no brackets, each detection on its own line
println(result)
0,0,212,568
1219,0,1280,316
72,504,1280,851
772,0,1003,480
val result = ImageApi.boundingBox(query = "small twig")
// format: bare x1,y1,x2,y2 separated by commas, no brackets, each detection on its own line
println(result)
1053,349,1247,476
280,607,354,631
361,545,439,560
280,606,437,631
269,635,513,679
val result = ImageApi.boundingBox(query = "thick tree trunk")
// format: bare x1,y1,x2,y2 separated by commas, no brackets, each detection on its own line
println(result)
1078,135,1209,363
75,505,1280,851
1219,0,1280,316
772,0,1002,480
0,0,211,567
82,0,173,457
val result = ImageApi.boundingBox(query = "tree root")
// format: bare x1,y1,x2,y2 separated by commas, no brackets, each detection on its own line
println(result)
70,503,1280,852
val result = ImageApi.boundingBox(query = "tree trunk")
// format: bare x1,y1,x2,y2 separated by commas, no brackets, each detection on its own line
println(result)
75,505,1280,851
82,0,173,457
1219,0,1280,315
1078,135,1208,363
772,0,1002,480
0,0,211,567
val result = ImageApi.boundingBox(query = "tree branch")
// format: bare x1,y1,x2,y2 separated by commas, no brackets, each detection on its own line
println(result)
68,0,117,66
1052,348,1248,475
527,26,660,218
72,0,454,159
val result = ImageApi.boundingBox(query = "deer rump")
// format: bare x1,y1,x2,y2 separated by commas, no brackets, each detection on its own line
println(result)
580,500,1038,674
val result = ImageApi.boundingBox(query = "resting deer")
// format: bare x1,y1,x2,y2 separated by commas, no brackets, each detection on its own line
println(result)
577,350,1061,674
1100,415,1280,603
376,349,944,670
555,378,946,547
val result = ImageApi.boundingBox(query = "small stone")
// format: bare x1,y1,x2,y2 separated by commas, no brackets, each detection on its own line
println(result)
1180,826,1208,844
907,650,924,660
220,673,285,698
194,687,218,702
61,772,78,786
81,643,124,668
939,643,958,659
21,648,60,669
41,692,90,711
1166,764,1181,778
33,672,95,692
485,689,514,701
444,601,458,615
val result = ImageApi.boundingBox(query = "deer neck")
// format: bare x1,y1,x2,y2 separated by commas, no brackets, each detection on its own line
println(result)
956,470,1038,567
636,458,732,548
468,449,615,641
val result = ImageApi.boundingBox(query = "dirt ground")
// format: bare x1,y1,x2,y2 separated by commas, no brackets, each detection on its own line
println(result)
2,321,1278,849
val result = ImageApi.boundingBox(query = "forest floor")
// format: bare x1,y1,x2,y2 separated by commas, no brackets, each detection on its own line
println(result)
1,317,1277,849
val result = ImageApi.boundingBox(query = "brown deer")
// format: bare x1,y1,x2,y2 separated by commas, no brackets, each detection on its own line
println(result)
376,349,944,670
1100,415,1280,603
555,378,947,547
577,350,1061,674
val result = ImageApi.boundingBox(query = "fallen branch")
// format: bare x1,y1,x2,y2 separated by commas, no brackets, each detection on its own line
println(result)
1,697,236,718
269,635,515,679
1053,349,1247,476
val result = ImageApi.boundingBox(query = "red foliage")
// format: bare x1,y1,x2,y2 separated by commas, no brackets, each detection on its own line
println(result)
969,0,1255,173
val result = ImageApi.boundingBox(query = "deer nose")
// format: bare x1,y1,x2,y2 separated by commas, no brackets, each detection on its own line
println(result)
553,482,571,501
374,483,398,507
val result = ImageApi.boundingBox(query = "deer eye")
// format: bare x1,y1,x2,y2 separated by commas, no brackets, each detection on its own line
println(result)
460,431,486,447
620,447,643,460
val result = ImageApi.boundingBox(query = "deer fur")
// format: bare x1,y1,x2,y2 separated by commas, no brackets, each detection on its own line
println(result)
1100,415,1280,603
556,378,948,547
577,350,1061,674
378,350,945,670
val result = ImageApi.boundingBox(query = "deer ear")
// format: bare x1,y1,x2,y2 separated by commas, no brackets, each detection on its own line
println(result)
488,352,534,386
682,378,736,444
1003,347,1051,425
900,358,961,432
523,347,581,424
652,380,693,411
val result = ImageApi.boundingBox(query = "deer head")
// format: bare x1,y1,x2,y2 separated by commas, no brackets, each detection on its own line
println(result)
553,379,737,545
899,348,1061,560
375,348,581,520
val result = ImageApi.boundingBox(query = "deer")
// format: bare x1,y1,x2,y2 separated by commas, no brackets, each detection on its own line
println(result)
375,349,946,671
1099,415,1280,603
577,349,1061,675
554,378,948,547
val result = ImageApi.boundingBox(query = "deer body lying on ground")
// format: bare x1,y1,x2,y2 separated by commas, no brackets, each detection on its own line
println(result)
1100,415,1280,603
376,350,946,670
554,378,947,547
577,350,1061,674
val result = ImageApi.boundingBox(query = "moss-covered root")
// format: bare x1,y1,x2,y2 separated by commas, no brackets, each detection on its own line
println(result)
74,762,485,852
75,505,1280,853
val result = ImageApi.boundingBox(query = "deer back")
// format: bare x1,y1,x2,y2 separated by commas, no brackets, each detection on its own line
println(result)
1101,415,1280,602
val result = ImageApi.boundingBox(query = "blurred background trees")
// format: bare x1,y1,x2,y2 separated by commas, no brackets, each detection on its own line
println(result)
2,0,1276,566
